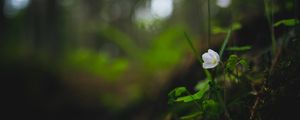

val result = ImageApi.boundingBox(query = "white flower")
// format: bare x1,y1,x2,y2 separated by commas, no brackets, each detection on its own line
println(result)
202,49,220,69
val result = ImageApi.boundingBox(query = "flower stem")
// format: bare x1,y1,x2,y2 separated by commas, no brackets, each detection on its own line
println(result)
207,0,211,48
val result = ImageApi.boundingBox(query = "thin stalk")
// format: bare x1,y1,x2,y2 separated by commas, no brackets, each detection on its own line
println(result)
264,0,276,56
219,28,232,59
294,0,299,35
222,64,227,106
270,0,276,55
208,0,211,48
184,32,202,63
294,0,297,20
229,1,235,47
184,32,213,90
217,92,231,120
221,63,232,120
183,33,204,111
235,65,239,81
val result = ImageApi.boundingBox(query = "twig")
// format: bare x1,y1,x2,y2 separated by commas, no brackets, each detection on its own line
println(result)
249,95,261,120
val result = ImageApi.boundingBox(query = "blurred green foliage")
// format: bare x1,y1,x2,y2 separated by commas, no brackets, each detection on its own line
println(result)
63,49,129,80
274,19,299,27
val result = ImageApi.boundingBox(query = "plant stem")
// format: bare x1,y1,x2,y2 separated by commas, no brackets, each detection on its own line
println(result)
219,28,232,59
184,32,203,63
264,0,276,56
294,0,299,36
217,92,231,120
270,0,276,55
207,0,211,48
235,64,239,81
221,63,232,120
294,0,297,20
211,63,231,120
223,65,227,110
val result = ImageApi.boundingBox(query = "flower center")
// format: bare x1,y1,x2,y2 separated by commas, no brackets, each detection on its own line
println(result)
212,58,217,64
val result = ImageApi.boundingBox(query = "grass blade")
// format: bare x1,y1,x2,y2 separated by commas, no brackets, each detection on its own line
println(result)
219,28,232,59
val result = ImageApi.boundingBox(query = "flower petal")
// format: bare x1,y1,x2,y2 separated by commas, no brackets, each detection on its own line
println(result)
202,53,213,63
208,49,220,62
203,62,218,69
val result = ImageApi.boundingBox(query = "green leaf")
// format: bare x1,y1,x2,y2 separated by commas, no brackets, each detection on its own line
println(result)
203,100,219,111
231,22,242,31
195,79,210,91
202,99,221,119
176,81,209,103
212,23,241,34
168,87,188,99
168,87,188,104
212,27,227,34
239,59,249,69
175,95,195,102
273,19,300,27
226,55,239,71
226,46,252,51
193,81,209,97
